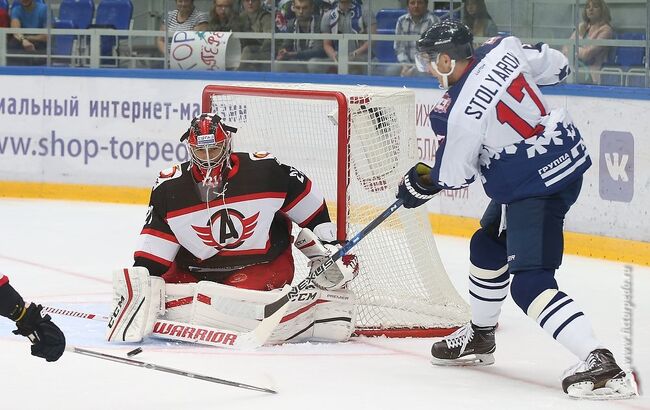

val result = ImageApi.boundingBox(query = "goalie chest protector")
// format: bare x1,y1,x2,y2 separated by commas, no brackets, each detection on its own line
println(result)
143,152,310,279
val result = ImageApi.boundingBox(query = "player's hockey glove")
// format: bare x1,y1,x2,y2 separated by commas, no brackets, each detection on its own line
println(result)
397,162,441,208
295,225,359,290
13,304,66,362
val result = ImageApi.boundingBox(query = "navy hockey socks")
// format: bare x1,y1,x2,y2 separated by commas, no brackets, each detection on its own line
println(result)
511,270,601,360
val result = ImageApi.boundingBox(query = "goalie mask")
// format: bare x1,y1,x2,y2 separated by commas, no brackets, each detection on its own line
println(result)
415,20,474,89
181,113,237,183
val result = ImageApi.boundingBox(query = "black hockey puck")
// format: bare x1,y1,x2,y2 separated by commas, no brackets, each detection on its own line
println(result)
126,347,143,357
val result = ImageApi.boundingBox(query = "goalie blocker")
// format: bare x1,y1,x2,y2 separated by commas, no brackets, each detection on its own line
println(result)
106,228,358,345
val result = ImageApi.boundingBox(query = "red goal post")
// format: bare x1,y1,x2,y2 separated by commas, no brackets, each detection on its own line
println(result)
202,84,469,337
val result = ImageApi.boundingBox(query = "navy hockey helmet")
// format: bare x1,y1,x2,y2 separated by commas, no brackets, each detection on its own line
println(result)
181,113,237,171
415,20,474,69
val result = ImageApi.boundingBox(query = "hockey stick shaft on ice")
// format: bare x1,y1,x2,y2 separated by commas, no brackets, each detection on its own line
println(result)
66,346,277,394
263,198,404,318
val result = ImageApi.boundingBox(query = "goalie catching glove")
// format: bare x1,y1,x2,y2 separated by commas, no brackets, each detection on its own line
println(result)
397,162,441,208
295,223,359,290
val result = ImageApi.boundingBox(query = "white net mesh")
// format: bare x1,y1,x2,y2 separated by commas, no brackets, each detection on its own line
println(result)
205,84,469,335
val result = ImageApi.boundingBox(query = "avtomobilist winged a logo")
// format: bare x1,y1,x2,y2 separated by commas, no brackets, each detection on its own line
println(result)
191,210,259,250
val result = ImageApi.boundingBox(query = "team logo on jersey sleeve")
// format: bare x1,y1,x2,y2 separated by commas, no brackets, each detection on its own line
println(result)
191,210,259,250
433,93,452,113
251,151,277,160
153,165,183,190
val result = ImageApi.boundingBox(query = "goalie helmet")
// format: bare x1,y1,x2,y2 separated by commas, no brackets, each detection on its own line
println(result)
181,113,237,181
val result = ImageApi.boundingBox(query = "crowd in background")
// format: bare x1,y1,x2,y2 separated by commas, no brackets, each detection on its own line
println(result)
0,0,644,86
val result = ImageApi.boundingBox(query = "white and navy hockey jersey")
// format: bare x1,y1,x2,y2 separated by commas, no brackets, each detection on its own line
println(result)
428,36,591,203
134,152,331,281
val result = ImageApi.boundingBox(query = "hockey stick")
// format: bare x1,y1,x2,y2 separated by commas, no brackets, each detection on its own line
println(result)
66,346,277,394
43,298,290,350
262,198,404,318
42,306,108,322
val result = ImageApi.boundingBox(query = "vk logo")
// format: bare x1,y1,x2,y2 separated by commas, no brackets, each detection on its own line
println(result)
599,131,634,202
604,153,629,182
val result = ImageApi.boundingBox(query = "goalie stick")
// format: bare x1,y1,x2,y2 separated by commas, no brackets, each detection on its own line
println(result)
66,346,277,394
262,198,404,318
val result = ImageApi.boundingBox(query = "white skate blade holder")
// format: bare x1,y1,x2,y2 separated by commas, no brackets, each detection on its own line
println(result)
566,374,638,400
430,353,495,367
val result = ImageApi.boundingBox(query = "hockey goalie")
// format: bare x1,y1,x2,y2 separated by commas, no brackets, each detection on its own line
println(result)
106,113,359,346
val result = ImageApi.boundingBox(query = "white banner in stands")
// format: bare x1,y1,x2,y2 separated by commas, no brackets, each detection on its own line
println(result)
169,31,241,71
0,73,648,241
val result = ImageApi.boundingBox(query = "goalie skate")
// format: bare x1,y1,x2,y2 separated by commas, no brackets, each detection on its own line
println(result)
430,322,495,366
562,349,637,400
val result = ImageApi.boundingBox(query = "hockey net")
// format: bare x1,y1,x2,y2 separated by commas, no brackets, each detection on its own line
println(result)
202,84,469,337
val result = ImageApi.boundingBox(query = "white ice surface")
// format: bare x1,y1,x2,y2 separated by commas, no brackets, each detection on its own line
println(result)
0,198,648,410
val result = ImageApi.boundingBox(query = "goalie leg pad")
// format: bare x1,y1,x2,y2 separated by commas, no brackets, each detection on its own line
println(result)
106,267,165,342
189,281,281,332
178,281,356,345
162,283,196,323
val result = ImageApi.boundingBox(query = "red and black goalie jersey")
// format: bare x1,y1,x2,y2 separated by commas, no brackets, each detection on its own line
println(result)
134,152,332,281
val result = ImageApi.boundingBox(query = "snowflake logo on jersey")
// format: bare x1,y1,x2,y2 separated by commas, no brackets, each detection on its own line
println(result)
525,122,571,158
478,145,501,169
191,210,259,250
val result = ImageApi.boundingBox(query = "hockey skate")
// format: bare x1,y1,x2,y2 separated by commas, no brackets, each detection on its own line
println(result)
430,322,496,366
562,349,637,400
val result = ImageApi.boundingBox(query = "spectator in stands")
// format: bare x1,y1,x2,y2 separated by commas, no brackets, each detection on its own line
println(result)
563,0,614,84
239,0,273,71
314,0,376,75
462,0,497,38
157,0,209,55
208,0,249,32
269,0,294,33
8,0,48,66
0,5,9,28
388,0,440,77
275,0,325,72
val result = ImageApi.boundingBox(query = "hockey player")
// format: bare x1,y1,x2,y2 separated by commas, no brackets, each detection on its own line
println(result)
107,113,359,345
0,274,66,361
396,20,635,399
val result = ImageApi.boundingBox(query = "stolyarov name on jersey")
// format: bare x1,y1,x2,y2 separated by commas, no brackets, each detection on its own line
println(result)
464,52,520,120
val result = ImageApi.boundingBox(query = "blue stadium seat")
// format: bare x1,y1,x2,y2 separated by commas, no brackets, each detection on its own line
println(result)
95,0,133,30
93,0,133,65
59,0,95,29
375,28,397,63
615,32,646,68
52,18,75,65
625,68,646,87
599,66,623,86
376,9,405,31
374,9,403,66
